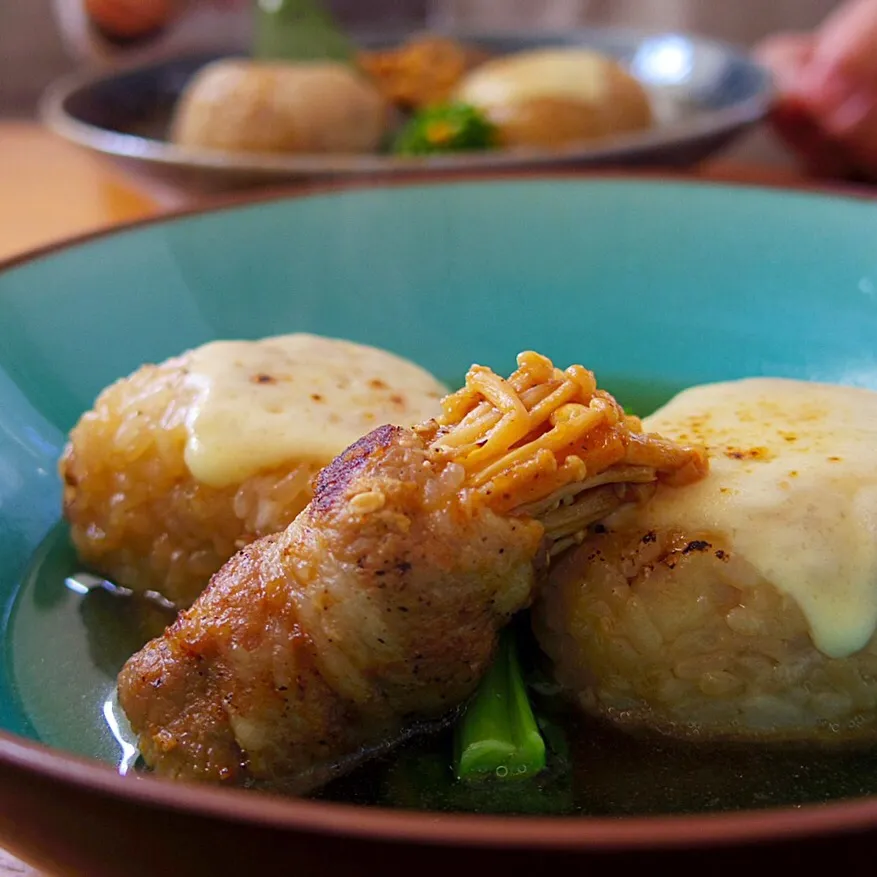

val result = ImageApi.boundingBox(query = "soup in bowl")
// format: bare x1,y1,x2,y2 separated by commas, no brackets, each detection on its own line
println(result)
1,175,877,875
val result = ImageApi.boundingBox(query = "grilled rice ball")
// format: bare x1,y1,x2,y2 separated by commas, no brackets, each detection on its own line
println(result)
535,378,877,745
60,334,446,608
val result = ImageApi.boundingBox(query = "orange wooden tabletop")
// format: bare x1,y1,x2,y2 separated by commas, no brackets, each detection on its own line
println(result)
0,122,161,263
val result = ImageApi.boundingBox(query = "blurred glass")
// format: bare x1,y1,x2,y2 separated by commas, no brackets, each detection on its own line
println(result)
52,0,252,67
428,0,589,31
426,0,840,46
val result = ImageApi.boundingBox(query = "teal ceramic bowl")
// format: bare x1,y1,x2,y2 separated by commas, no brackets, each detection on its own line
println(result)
1,175,877,876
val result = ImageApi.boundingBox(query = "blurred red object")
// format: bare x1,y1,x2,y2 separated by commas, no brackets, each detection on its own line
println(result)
84,0,173,40
771,94,864,179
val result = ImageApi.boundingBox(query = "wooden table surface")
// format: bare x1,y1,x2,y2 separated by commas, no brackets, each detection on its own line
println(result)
0,122,162,264
0,119,855,876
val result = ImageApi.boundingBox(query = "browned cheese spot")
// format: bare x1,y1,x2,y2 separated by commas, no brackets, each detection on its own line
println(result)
724,446,774,462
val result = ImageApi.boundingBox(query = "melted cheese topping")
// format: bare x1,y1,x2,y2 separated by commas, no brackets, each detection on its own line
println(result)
182,333,446,488
457,49,630,108
621,378,877,659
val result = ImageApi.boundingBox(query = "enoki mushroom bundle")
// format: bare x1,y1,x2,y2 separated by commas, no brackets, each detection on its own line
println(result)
421,352,708,554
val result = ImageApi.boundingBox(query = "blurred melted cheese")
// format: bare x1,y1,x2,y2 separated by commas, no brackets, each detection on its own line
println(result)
458,49,632,107
621,378,877,659
182,334,446,488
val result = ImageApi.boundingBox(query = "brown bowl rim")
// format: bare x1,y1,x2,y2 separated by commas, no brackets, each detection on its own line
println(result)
2,167,877,853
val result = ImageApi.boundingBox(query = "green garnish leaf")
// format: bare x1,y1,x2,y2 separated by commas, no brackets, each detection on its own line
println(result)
454,629,547,782
393,103,497,156
253,0,355,64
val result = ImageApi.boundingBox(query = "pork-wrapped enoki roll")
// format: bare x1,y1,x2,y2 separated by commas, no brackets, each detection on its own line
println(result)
60,334,446,608
117,352,707,789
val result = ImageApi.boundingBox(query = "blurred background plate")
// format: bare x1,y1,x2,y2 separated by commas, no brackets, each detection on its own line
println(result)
40,29,774,191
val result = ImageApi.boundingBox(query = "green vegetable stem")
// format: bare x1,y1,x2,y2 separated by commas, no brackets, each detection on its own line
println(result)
394,103,497,156
454,628,547,782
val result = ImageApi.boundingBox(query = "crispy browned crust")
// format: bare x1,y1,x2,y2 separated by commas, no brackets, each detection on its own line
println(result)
310,424,400,516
